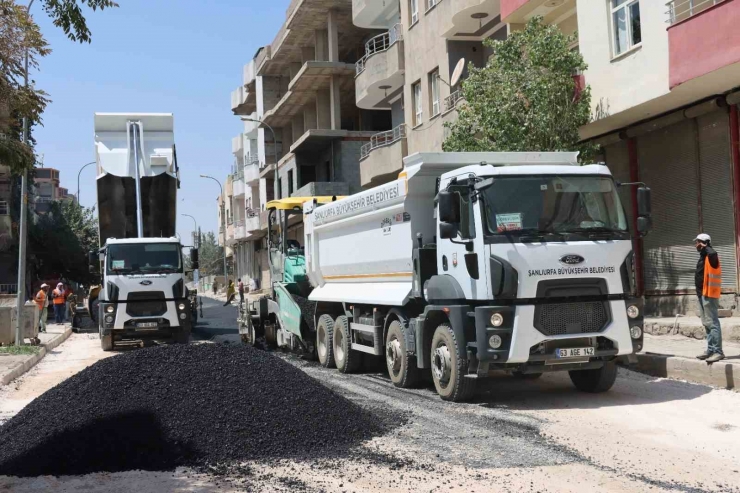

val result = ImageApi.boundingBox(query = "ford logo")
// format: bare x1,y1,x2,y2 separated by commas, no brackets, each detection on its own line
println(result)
560,254,585,265
139,280,153,286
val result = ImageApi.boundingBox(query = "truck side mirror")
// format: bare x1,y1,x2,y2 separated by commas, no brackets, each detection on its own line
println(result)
637,216,652,236
190,248,199,270
439,222,458,240
637,187,651,217
438,191,460,224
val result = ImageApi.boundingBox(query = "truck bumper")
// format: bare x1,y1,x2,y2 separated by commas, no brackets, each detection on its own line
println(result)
100,299,192,340
473,298,644,365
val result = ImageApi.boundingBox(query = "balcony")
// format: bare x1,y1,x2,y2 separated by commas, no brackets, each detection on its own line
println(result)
294,181,350,197
501,0,576,25
359,124,407,188
244,160,260,185
442,0,505,40
443,90,465,113
667,0,740,89
355,25,405,110
232,170,245,198
245,210,261,234
232,134,244,157
234,219,246,241
353,0,400,29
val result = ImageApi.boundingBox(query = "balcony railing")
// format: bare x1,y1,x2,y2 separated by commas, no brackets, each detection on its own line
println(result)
443,90,464,113
361,124,407,160
356,24,403,76
0,201,8,215
0,284,18,294
232,167,244,182
666,0,726,24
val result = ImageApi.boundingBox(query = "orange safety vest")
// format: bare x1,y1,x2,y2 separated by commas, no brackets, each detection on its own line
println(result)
35,290,46,311
703,257,722,299
52,289,65,305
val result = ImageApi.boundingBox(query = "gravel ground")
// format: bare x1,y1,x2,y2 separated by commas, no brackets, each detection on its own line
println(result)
1,299,739,492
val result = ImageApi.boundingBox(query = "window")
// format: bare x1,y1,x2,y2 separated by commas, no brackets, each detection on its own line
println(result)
288,169,294,196
409,0,418,25
277,178,282,199
0,200,8,215
412,81,423,127
611,0,641,57
429,69,440,117
426,0,439,11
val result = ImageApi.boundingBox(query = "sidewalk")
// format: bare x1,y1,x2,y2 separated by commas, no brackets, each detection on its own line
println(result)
644,315,740,342
634,333,740,391
0,324,72,386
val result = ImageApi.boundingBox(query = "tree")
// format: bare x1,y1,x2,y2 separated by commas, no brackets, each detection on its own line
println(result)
29,200,99,284
197,232,223,277
0,0,118,174
443,17,598,161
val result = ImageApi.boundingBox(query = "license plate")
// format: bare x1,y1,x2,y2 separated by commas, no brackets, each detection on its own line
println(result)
136,322,158,328
555,347,595,359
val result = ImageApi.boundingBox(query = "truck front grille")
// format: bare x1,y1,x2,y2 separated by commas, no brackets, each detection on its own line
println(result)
126,291,167,317
535,301,609,336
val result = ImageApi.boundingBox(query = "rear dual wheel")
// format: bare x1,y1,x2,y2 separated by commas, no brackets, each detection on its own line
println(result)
334,316,361,373
316,314,335,368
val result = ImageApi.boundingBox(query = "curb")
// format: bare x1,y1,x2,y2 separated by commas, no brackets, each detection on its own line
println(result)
0,328,73,386
632,352,738,391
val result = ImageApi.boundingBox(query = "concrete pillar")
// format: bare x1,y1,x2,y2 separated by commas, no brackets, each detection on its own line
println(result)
292,114,304,140
304,103,318,132
328,10,339,62
301,46,315,64
282,125,293,150
316,89,331,129
330,76,341,130
315,30,328,61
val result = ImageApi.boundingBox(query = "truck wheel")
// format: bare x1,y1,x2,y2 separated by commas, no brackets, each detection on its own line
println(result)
431,323,476,402
100,333,113,351
569,360,618,393
175,328,191,344
385,320,419,388
316,315,335,368
334,316,360,374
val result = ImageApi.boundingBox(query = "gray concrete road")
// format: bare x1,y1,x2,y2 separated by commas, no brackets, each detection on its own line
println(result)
1,299,739,492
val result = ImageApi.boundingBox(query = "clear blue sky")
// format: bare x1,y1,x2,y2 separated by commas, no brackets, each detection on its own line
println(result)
31,0,288,245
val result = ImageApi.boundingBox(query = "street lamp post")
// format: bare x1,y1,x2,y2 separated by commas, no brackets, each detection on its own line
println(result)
199,175,228,281
241,117,279,200
181,213,198,247
76,161,96,204
15,0,36,347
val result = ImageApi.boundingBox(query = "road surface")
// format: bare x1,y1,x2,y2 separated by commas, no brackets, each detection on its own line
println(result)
0,297,738,492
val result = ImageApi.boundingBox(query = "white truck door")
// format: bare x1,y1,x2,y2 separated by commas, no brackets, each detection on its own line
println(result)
437,181,490,300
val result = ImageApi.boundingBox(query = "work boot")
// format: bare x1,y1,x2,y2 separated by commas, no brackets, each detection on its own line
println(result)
706,353,725,364
696,352,710,360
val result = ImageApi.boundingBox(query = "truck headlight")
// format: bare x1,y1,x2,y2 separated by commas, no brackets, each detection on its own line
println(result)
627,305,640,319
179,313,187,320
490,313,504,327
106,305,115,313
630,326,643,339
178,303,186,311
488,335,502,349
105,315,114,324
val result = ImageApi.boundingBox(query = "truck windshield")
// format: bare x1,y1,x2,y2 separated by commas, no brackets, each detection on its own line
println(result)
107,243,182,274
480,175,629,240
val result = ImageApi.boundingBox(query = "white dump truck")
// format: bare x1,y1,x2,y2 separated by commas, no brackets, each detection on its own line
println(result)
245,152,651,401
89,113,195,350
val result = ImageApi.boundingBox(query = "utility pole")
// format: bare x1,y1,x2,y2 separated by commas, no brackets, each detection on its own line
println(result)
15,0,36,347
76,161,96,204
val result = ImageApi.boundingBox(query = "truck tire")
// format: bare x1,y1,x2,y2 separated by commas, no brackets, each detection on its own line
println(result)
333,315,361,374
175,328,191,344
385,320,419,388
568,360,618,393
316,314,335,368
430,323,476,402
100,333,113,351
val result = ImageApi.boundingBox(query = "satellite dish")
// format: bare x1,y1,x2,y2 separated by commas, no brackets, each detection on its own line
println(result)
450,58,466,87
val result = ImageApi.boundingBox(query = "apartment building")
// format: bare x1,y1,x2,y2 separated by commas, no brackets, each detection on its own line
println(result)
33,167,76,214
354,0,507,187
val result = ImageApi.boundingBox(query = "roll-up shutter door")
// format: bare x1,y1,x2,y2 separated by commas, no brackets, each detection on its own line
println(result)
604,140,633,225
638,119,701,293
697,110,737,292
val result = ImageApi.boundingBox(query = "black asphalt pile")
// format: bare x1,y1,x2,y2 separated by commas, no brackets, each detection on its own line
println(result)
0,344,395,477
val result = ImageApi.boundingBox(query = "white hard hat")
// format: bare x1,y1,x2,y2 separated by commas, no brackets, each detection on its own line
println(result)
694,233,711,242
40,283,49,288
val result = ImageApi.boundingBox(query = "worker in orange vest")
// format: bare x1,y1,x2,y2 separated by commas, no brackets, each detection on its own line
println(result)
52,283,66,324
694,234,724,363
35,283,50,333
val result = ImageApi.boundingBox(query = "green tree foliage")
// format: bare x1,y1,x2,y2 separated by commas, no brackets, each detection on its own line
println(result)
29,200,99,283
197,232,223,276
0,0,117,174
443,17,598,161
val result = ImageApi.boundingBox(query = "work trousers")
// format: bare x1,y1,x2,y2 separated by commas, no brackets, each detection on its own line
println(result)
697,295,724,356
